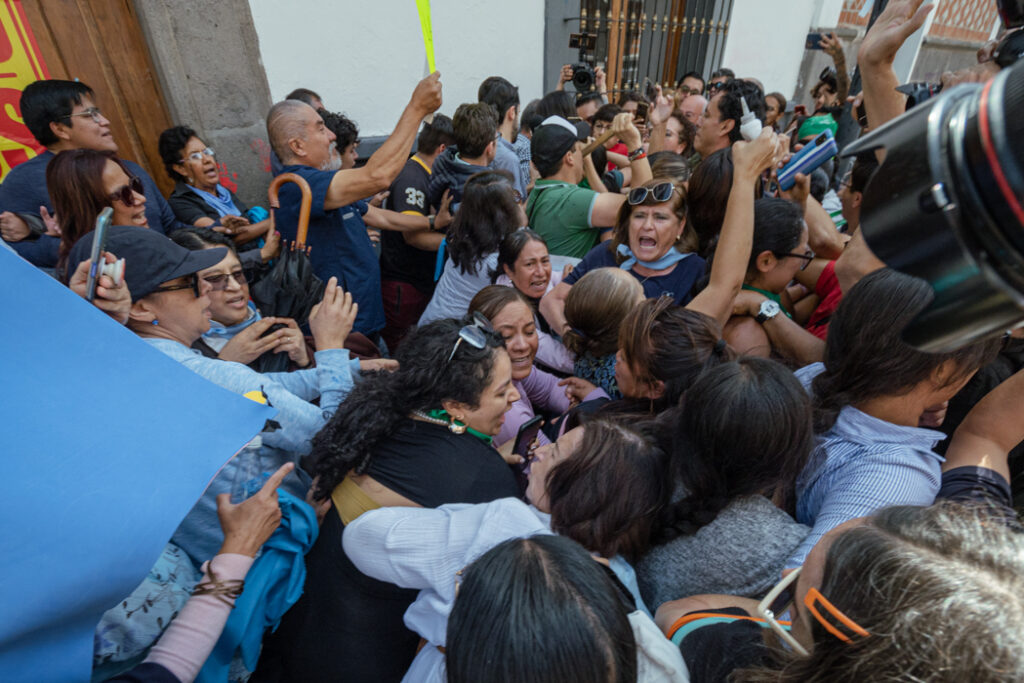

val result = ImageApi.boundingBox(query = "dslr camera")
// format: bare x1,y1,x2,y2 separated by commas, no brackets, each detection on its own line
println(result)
843,56,1024,352
569,32,598,91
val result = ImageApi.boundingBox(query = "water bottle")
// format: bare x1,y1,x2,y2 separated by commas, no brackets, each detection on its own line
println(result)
230,436,267,503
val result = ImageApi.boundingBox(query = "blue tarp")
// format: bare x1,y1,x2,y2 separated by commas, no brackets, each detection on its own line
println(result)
0,249,276,682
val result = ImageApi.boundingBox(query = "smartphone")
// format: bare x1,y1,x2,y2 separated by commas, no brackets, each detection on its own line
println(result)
793,104,808,117
805,32,824,50
635,101,650,121
513,415,544,458
85,207,113,302
777,129,838,191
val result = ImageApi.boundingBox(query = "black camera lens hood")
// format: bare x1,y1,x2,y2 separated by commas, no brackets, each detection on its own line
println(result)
842,66,1024,351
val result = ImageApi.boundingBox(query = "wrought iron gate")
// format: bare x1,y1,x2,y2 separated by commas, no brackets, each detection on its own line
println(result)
577,0,734,95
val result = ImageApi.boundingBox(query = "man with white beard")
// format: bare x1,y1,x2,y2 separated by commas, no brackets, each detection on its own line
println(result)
266,73,442,341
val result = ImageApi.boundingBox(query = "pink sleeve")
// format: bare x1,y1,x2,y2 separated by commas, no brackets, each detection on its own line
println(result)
143,553,254,683
521,367,572,414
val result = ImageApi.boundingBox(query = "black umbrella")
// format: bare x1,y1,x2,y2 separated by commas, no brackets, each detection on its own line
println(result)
250,172,325,327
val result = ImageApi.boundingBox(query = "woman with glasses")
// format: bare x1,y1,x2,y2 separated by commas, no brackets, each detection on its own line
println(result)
47,149,148,280
260,316,521,681
170,227,312,373
541,129,784,346
67,225,362,564
722,197,829,363
655,502,1024,683
158,125,272,245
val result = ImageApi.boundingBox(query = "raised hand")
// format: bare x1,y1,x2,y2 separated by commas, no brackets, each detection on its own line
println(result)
309,276,358,351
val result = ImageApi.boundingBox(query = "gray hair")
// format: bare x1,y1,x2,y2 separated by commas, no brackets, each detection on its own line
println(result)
266,100,314,164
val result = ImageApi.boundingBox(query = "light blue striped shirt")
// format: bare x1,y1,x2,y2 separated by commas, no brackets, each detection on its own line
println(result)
787,363,947,568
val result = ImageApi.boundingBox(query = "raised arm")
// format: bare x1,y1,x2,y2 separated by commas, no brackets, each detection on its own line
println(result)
857,0,934,137
686,128,781,325
325,73,443,210
539,279,573,338
943,368,1024,481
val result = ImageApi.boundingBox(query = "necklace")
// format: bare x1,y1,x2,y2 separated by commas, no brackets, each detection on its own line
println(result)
410,409,447,426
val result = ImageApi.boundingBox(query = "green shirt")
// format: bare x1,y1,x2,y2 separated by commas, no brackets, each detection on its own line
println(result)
525,179,602,259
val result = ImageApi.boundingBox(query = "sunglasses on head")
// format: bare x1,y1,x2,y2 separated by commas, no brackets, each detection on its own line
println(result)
628,181,677,205
109,176,145,207
447,312,494,363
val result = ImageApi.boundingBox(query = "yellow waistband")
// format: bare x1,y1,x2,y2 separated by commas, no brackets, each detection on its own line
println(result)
331,474,382,525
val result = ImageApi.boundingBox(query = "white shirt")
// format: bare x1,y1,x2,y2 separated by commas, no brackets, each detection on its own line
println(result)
343,498,689,683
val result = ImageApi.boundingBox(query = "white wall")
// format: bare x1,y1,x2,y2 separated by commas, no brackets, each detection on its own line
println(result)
248,0,545,138
719,0,838,97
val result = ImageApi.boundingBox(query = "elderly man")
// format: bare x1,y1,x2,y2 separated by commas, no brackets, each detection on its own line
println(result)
266,73,442,344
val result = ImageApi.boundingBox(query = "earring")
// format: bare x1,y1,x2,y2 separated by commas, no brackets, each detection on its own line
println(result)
152,319,159,326
448,415,467,435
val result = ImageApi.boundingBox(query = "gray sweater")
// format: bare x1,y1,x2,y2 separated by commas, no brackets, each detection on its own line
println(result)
636,495,810,611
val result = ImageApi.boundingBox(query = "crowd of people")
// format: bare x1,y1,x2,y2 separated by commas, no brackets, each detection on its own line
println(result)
5,0,1024,681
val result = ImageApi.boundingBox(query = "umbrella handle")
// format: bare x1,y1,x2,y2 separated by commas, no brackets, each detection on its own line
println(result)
268,173,313,248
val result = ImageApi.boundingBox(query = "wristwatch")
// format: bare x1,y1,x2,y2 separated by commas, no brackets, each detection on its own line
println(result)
628,147,647,162
428,214,437,232
755,299,781,324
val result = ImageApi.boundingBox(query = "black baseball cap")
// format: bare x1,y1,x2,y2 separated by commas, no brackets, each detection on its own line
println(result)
531,115,591,176
67,226,227,301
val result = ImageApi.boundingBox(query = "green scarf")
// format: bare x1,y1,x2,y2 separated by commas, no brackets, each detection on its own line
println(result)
426,409,493,445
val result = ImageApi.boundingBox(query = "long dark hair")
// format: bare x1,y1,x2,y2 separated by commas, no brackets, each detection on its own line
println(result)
548,418,670,563
311,317,505,499
618,296,734,410
735,503,1024,682
447,170,520,274
812,269,1001,433
446,535,638,683
653,357,813,543
48,148,131,278
687,147,734,257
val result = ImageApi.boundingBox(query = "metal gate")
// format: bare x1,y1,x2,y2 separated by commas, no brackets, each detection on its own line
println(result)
578,0,733,95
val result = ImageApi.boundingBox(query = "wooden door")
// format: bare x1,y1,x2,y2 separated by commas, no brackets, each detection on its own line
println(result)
21,0,174,195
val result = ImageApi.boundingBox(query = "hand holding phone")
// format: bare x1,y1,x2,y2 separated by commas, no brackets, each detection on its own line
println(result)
86,207,114,302
513,415,544,458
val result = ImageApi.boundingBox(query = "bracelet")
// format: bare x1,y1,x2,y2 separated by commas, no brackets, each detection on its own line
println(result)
192,564,245,608
628,148,647,162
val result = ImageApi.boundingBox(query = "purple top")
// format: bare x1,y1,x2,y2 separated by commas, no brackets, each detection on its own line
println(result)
496,366,607,447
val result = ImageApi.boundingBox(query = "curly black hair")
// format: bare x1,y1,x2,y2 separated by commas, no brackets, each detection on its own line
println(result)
318,109,359,151
311,317,506,499
158,125,200,183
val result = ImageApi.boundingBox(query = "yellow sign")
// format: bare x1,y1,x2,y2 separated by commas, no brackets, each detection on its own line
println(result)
0,0,49,181
415,0,436,73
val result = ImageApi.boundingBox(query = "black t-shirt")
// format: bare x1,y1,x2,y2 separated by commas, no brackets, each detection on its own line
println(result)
676,607,771,683
380,157,438,294
368,420,519,505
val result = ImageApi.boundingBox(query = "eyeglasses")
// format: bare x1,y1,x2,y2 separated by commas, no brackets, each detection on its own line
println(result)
447,311,494,362
707,81,727,94
179,147,215,163
109,176,145,207
677,85,700,96
65,107,104,123
774,250,815,270
628,181,677,205
152,274,200,298
202,269,247,290
757,565,870,656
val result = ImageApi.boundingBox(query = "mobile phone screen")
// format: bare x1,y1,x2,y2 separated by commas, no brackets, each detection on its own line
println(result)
513,416,544,457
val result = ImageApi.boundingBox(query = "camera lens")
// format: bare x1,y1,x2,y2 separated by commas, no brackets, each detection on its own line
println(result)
572,65,594,90
843,59,1024,351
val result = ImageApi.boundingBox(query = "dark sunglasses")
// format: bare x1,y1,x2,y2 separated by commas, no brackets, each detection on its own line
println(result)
707,81,727,94
202,269,247,291
152,274,200,298
109,176,145,207
774,250,815,270
447,312,494,362
628,181,677,205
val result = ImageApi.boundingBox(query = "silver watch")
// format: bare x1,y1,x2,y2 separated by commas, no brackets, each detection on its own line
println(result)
755,299,781,323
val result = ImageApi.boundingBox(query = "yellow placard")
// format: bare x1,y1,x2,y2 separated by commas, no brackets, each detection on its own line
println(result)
415,0,436,73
